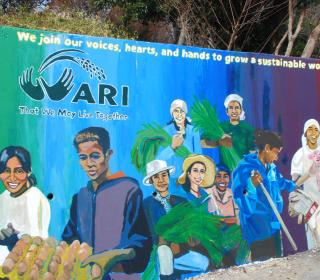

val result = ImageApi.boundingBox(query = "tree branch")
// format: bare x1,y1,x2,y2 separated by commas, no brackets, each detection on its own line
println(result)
302,21,320,58
285,6,305,56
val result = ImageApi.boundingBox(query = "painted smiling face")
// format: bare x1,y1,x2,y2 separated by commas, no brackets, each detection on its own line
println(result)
0,156,28,194
227,101,242,122
172,107,186,127
215,170,230,191
187,162,206,187
78,140,109,182
305,124,320,149
151,171,170,196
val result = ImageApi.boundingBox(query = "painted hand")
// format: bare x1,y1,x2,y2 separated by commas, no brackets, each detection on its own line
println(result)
288,189,315,224
250,170,262,187
187,236,200,247
0,223,19,241
171,134,184,149
38,68,74,101
82,248,135,279
218,134,232,147
19,67,45,100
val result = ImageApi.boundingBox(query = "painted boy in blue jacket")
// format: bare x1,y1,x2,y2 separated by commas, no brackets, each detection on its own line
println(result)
232,130,296,261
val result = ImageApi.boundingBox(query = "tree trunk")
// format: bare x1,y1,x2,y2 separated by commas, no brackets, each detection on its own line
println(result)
301,22,320,58
275,31,288,55
177,13,187,45
285,6,305,56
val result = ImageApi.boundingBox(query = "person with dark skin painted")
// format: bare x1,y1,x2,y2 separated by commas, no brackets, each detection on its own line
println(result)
232,130,296,261
210,165,238,225
62,127,151,280
202,94,255,161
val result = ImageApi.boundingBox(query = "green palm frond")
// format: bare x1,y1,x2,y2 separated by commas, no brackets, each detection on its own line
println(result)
155,201,249,267
190,97,241,171
131,123,192,175
191,97,224,140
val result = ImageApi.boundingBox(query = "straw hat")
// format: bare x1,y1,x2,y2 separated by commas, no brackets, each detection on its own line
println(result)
143,160,175,186
177,154,216,187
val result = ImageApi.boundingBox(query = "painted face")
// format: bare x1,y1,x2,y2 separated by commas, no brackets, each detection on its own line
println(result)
0,156,28,194
227,101,242,122
151,171,169,194
187,163,206,187
305,125,319,147
172,107,186,126
78,141,109,181
265,146,282,164
215,171,230,190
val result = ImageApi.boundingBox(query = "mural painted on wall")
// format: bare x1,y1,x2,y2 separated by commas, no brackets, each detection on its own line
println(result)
1,25,320,279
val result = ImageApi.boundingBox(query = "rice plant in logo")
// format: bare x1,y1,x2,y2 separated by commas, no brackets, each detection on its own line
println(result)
19,49,106,101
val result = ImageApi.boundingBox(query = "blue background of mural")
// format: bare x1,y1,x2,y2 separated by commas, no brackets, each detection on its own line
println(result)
1,25,320,256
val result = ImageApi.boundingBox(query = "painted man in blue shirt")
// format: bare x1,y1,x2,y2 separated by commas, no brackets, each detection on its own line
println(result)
232,130,296,261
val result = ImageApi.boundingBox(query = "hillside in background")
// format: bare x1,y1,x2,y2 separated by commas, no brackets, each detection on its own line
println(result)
0,1,319,56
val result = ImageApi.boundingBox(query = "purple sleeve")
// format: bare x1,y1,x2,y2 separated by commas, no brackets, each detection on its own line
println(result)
117,187,152,273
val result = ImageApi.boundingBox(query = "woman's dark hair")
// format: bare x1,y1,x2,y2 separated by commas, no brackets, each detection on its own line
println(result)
0,146,37,186
254,130,283,151
167,118,192,131
181,161,206,193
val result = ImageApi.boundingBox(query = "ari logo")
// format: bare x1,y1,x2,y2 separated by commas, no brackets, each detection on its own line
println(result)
19,49,106,102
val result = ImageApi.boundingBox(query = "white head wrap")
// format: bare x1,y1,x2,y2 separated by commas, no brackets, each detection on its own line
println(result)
170,99,188,115
170,99,191,122
224,93,245,120
301,119,320,147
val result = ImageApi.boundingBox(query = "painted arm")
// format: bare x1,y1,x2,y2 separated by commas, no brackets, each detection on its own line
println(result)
276,168,296,192
62,194,80,243
26,190,47,237
192,129,202,154
83,188,152,276
232,168,258,217
116,188,152,273
39,193,51,238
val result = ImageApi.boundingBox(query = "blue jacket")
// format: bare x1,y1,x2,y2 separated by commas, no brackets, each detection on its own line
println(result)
232,153,295,245
62,176,152,273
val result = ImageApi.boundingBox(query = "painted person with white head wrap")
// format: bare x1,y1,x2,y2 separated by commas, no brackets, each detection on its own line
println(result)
291,119,320,249
158,99,202,186
202,94,255,161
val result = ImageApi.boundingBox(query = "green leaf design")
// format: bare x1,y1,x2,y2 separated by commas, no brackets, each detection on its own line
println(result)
190,97,241,171
131,123,192,175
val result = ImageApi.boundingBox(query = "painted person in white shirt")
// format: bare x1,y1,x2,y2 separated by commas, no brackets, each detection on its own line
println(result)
291,119,320,249
0,146,50,263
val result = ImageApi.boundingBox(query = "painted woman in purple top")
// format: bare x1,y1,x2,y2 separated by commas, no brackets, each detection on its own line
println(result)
62,127,151,280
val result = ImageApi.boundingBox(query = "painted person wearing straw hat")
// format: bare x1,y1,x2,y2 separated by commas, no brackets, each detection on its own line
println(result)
158,99,202,184
232,130,296,261
202,93,255,160
291,119,320,249
143,159,209,279
178,154,216,205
